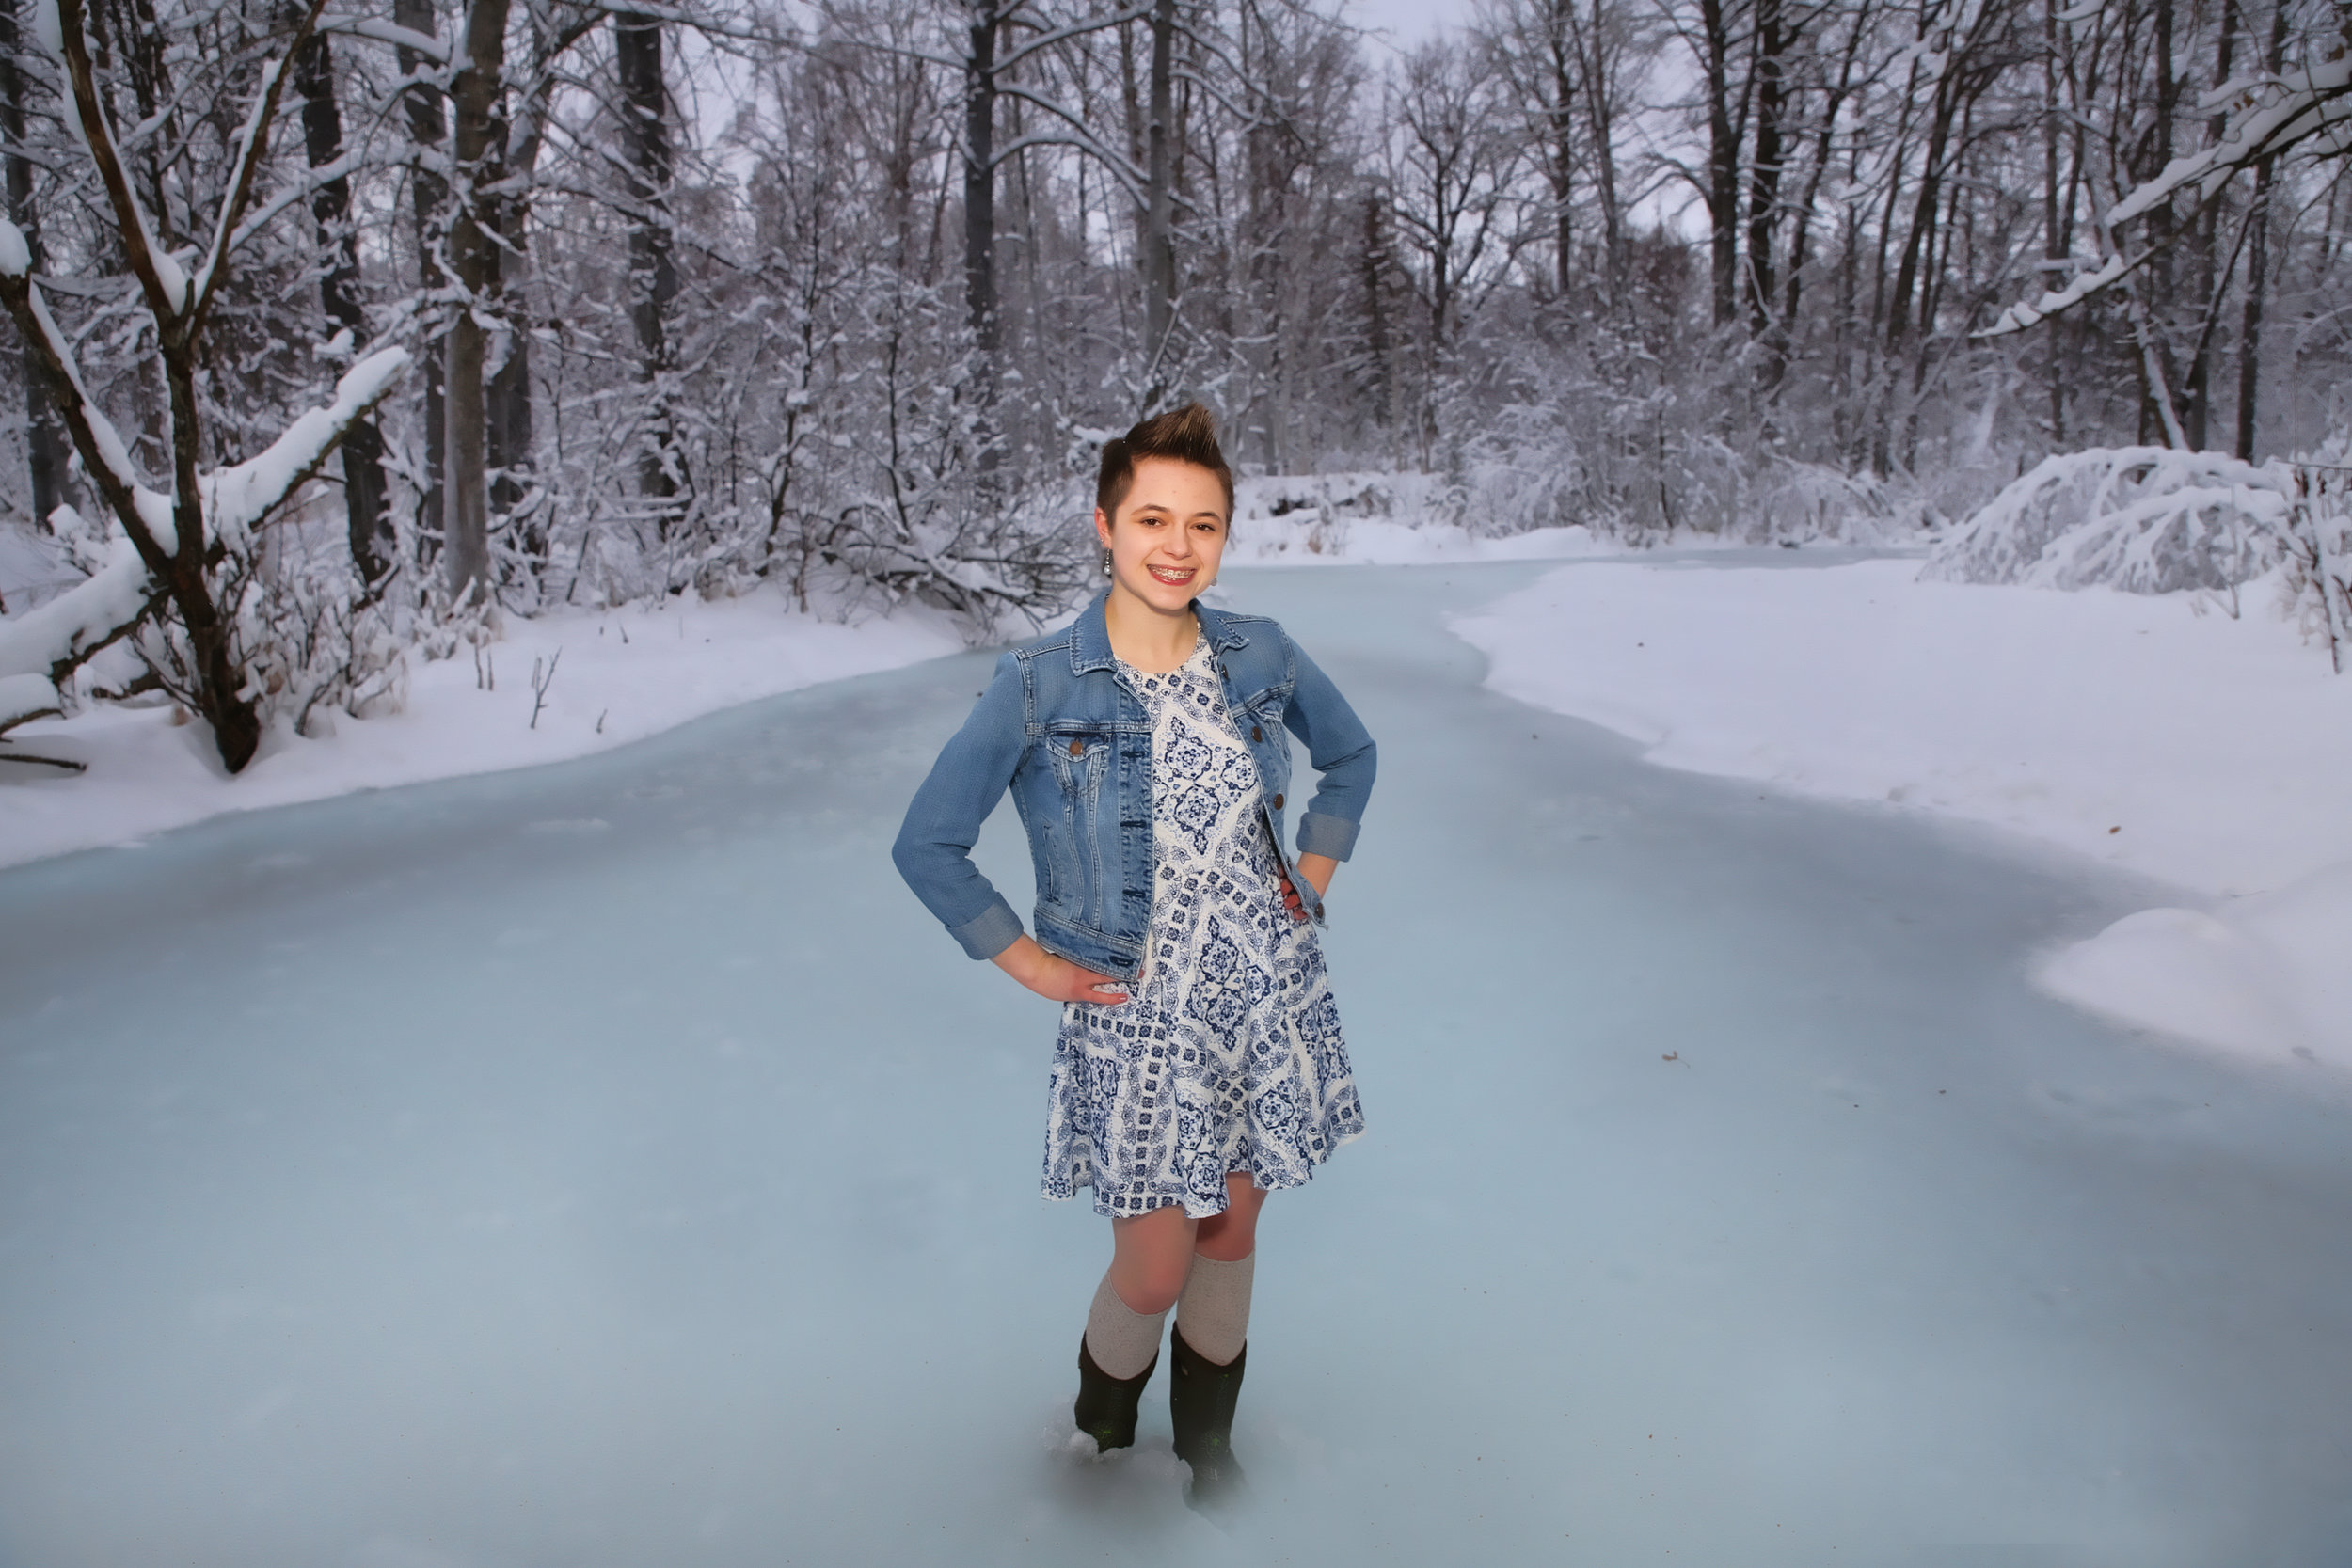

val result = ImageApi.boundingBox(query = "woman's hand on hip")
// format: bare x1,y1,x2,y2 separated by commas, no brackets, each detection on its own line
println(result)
1278,852,1338,921
992,934,1130,1004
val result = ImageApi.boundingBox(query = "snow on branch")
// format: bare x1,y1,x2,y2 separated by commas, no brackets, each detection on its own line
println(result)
0,349,408,688
1921,448,2292,594
203,347,414,550
992,5,1152,75
2109,54,2352,226
991,85,1145,194
0,535,163,684
1987,54,2352,336
318,13,449,62
0,219,178,548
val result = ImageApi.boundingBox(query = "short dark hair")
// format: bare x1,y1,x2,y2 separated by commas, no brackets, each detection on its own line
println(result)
1095,402,1235,525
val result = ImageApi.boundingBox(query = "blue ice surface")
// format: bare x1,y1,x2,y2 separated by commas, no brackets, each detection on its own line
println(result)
3,560,2349,1567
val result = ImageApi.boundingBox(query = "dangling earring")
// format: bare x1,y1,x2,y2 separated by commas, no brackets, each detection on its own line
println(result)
1102,546,1114,578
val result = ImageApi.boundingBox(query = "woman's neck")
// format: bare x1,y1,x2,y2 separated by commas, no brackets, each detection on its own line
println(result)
1103,586,1200,674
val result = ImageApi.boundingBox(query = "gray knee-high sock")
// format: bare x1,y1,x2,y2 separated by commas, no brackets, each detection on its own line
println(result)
1175,1252,1254,1367
1085,1272,1168,1380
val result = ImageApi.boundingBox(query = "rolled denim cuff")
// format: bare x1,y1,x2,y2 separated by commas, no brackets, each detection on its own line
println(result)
948,895,1025,960
1295,810,1359,862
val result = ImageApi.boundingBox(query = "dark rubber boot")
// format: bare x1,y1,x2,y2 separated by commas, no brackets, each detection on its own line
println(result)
1073,1334,1156,1452
1168,1323,1248,1508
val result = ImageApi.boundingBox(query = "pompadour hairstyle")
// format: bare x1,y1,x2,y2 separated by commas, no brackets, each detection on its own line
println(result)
1095,402,1235,525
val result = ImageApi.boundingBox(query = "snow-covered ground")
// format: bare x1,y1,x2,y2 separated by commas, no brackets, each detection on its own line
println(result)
1454,557,2352,1075
0,587,965,870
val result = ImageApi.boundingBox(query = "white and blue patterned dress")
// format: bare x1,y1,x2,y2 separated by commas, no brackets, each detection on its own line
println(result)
1042,633,1366,1218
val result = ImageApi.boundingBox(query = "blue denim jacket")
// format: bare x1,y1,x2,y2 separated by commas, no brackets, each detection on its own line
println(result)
893,594,1376,980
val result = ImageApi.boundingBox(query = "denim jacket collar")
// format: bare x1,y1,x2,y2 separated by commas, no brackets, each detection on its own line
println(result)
1068,591,1252,674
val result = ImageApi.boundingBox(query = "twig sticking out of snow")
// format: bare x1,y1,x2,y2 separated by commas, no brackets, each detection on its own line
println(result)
529,648,561,731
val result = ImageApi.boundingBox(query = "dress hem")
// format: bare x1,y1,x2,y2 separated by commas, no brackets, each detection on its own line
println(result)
1041,1121,1367,1219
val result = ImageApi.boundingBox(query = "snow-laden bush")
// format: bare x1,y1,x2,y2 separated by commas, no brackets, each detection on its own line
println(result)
2281,441,2352,673
1922,448,2291,593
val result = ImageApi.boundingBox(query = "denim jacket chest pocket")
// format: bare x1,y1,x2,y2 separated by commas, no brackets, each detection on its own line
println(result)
1038,722,1114,913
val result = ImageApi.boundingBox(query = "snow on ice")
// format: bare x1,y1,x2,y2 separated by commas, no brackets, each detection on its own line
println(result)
0,586,964,870
1454,556,2352,1073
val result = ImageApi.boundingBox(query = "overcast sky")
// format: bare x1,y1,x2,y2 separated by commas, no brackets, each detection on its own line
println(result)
1343,0,1480,53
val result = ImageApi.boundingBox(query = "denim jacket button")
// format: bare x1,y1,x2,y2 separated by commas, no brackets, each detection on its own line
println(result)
1068,739,1083,756
1250,725,1263,742
1271,793,1283,809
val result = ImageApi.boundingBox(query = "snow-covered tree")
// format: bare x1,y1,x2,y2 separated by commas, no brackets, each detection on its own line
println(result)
0,0,405,770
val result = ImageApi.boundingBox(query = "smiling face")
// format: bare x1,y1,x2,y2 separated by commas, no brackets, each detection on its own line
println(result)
1095,455,1230,615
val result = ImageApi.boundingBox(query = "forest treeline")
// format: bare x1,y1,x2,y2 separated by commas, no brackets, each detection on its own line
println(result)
0,0,2347,768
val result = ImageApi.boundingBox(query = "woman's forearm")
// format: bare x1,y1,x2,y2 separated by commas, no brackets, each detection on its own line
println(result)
1295,852,1337,899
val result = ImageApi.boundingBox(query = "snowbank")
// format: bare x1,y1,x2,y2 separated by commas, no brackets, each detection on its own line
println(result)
0,587,963,869
1454,558,2352,1073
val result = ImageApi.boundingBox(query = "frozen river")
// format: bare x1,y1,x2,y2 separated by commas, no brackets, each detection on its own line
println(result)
4,562,2348,1566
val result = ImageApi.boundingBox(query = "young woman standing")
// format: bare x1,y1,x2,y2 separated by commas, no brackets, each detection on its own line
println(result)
892,404,1375,1507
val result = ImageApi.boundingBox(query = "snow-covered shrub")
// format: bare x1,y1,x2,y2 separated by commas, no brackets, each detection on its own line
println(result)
1922,448,2291,593
1733,459,1915,546
2281,451,2352,673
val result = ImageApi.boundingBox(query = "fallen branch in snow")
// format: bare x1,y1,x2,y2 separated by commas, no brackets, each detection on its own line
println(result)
0,670,81,770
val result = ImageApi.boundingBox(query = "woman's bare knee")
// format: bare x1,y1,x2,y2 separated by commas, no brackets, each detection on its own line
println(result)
1109,1207,1199,1312
1194,1175,1266,1262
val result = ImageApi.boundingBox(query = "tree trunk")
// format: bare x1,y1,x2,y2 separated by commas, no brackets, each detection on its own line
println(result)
396,0,448,565
486,8,551,567
615,10,678,522
1745,0,1787,368
2183,0,2237,450
2140,0,2187,444
1778,0,1862,377
1543,0,1576,299
0,0,69,528
1581,0,1625,309
443,0,512,605
2235,1,2288,460
1698,0,1740,328
1141,0,1177,389
1885,66,1958,363
1362,190,1392,431
292,22,393,589
2041,0,2067,446
961,0,1000,473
